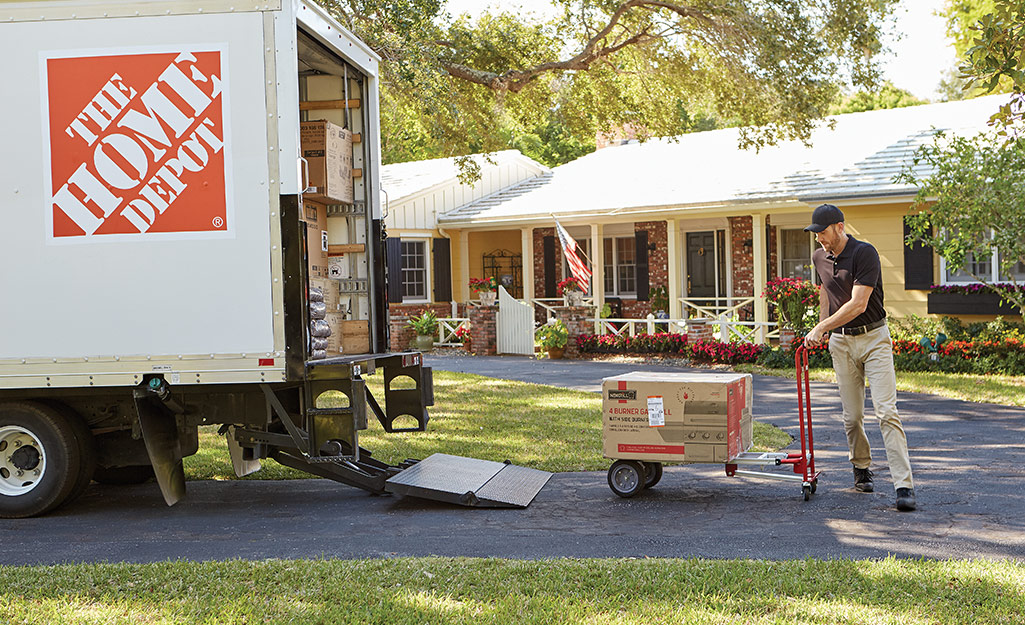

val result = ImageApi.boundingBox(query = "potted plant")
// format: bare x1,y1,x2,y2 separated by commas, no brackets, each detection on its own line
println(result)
469,276,498,306
406,310,439,351
557,276,586,306
535,318,569,359
649,285,669,319
763,277,819,347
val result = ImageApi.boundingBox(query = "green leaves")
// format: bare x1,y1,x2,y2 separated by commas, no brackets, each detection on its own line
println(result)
326,1,900,167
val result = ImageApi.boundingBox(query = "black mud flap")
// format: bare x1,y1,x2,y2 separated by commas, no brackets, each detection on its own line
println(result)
385,453,552,508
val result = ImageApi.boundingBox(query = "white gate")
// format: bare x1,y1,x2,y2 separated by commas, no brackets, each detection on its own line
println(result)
496,286,535,355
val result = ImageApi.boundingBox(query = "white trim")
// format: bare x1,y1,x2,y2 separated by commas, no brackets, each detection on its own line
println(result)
399,236,431,303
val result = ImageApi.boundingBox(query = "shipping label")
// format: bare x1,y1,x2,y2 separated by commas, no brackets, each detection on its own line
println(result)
42,47,232,242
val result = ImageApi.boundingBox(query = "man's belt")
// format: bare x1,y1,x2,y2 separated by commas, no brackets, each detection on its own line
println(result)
837,318,886,336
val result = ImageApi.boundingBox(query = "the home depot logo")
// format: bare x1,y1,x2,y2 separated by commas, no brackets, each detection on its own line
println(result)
43,48,231,241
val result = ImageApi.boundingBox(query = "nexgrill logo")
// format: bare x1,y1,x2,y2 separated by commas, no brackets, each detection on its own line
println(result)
43,49,229,239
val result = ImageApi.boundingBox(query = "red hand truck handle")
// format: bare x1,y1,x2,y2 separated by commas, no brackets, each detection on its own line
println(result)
793,343,817,481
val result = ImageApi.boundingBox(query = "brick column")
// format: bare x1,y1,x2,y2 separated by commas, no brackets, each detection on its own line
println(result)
555,305,594,359
468,304,498,356
685,318,713,343
389,315,414,352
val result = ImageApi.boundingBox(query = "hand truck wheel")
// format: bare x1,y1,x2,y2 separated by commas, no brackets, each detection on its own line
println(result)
607,460,646,498
642,462,663,489
802,484,812,501
811,478,818,494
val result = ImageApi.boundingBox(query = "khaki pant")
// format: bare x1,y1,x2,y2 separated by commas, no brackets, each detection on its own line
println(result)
828,324,914,490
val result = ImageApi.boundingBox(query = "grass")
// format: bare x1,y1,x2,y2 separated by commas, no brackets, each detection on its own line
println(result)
1,557,1024,624
734,365,1025,407
184,370,792,481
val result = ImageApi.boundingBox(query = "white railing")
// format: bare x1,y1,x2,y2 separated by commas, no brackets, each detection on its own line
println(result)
679,296,755,320
533,296,594,320
436,317,470,347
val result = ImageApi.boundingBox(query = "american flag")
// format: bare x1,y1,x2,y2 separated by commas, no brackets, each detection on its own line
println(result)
555,219,592,289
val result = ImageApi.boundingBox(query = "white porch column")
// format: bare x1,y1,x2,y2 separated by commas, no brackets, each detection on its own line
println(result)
590,223,604,314
666,218,681,321
521,226,534,303
752,213,768,343
458,229,470,303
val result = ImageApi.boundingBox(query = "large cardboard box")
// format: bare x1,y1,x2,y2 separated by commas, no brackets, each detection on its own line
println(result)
602,372,752,464
310,277,339,312
300,120,353,204
302,199,329,278
324,314,370,355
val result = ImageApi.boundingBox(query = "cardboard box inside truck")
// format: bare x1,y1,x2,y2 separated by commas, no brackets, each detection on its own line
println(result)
300,120,353,204
301,199,329,278
602,372,753,464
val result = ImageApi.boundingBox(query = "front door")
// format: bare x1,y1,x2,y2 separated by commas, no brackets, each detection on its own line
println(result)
686,231,716,300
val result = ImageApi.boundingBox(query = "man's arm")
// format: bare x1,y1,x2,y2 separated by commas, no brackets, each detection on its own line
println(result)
806,285,873,346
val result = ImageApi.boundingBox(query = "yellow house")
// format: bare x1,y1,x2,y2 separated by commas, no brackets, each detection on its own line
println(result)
422,95,1019,340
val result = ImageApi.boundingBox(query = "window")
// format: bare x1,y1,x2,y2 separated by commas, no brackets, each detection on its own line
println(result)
603,236,636,296
942,231,1025,284
401,239,428,301
779,228,814,281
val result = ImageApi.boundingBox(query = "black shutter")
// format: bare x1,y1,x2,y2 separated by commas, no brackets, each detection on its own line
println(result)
635,230,649,301
904,219,934,290
543,235,556,297
386,237,403,303
433,238,452,302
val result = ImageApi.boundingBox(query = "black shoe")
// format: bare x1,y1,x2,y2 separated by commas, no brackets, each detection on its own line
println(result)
853,467,874,492
896,488,917,511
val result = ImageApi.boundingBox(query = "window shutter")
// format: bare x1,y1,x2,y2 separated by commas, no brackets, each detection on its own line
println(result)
433,238,452,302
543,235,556,297
635,230,649,301
903,219,934,290
386,237,403,303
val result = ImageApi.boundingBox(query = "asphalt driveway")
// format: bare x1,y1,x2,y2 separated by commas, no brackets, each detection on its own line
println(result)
2,354,1023,565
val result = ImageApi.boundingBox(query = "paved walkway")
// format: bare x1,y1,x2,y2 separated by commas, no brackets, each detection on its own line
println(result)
2,354,1023,565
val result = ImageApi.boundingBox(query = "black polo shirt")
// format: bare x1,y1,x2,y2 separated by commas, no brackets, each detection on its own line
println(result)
812,236,886,329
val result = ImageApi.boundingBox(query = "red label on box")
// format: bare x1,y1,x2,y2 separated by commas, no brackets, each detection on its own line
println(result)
44,49,228,240
618,444,686,455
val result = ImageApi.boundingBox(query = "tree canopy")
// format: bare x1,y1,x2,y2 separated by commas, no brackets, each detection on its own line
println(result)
829,81,927,115
322,0,900,166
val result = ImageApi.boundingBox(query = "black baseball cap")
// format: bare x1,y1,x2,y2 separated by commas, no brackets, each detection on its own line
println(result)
804,204,845,232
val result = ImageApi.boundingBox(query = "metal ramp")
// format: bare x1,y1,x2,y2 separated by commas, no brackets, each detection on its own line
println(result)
385,453,552,508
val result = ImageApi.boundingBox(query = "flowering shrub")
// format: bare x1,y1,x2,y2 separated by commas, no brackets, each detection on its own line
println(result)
576,332,688,354
930,282,1025,296
763,277,820,334
689,340,765,365
557,276,586,295
468,276,497,293
454,325,470,343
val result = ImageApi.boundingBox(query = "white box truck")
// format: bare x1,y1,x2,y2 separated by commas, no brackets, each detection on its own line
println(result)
0,0,550,517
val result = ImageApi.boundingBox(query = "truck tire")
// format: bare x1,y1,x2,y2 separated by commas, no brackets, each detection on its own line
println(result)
0,402,83,518
44,402,96,506
92,464,155,485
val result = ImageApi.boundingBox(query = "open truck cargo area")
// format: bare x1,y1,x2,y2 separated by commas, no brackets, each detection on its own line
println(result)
0,0,550,518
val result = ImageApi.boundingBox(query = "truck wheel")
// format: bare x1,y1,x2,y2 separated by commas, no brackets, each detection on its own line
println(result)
642,462,663,489
0,402,83,518
607,460,646,498
45,402,96,506
93,464,155,485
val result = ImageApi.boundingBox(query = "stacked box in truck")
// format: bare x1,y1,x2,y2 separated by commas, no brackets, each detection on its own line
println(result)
0,0,552,518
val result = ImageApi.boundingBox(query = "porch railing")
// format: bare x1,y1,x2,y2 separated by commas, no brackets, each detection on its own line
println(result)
436,317,470,347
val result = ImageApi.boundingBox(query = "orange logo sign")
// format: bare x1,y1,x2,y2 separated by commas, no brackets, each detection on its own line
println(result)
45,49,228,239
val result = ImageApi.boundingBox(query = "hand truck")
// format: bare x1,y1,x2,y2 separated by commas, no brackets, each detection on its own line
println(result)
723,343,821,499
606,344,822,500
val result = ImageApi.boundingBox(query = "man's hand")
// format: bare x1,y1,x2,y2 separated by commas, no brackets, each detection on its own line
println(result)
805,323,828,347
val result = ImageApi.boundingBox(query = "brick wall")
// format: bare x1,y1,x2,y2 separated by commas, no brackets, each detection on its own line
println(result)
729,216,754,321
388,316,415,352
532,227,563,300
468,304,498,356
555,305,593,359
767,217,778,280
387,302,462,351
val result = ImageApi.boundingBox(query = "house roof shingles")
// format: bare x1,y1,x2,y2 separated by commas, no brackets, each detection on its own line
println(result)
439,96,1006,225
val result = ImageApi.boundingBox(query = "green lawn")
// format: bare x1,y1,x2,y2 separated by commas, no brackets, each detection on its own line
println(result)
1,557,1023,624
734,365,1025,407
184,370,792,481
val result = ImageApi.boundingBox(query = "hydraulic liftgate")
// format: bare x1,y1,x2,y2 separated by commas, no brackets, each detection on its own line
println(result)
231,352,551,508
